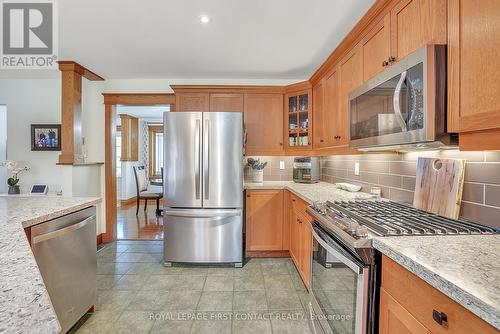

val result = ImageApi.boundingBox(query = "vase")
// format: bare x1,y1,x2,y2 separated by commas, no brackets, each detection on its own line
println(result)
8,185,20,195
251,170,264,183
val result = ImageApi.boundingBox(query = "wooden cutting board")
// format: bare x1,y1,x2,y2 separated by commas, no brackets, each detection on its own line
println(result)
413,157,465,219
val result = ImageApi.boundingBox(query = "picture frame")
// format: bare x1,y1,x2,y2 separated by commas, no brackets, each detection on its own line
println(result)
31,124,62,151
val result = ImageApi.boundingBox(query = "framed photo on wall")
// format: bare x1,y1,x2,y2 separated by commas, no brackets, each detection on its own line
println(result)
31,124,62,151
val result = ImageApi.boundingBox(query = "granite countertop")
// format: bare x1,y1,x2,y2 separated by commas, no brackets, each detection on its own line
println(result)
244,180,373,203
373,236,500,330
0,196,101,334
245,180,500,329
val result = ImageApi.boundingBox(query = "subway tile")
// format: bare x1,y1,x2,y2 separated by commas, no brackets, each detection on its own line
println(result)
388,161,416,176
389,189,414,204
465,163,500,184
360,161,389,173
379,174,402,188
462,183,484,204
485,185,500,207
360,153,401,161
346,170,360,180
360,172,379,184
460,201,500,228
334,169,348,178
402,176,416,191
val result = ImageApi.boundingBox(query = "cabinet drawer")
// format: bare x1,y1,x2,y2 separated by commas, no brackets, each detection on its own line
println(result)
289,192,310,216
381,256,497,334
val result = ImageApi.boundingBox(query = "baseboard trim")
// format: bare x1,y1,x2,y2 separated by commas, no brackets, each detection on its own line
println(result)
245,250,290,258
120,197,137,206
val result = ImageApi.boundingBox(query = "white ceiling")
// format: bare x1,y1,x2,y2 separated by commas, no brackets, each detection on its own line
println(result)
117,105,169,121
56,0,374,80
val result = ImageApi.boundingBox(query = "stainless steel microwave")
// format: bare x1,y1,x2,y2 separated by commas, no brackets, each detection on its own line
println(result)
348,45,457,151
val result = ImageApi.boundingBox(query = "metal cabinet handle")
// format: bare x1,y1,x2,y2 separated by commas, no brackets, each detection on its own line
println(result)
432,310,448,327
382,60,389,67
388,56,396,63
319,139,324,143
204,119,210,200
195,119,201,200
32,216,94,244
393,70,408,132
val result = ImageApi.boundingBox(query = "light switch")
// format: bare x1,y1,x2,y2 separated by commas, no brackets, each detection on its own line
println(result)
354,162,360,176
279,160,285,170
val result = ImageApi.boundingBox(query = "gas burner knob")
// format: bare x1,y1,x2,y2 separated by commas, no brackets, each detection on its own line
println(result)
355,226,369,239
347,222,360,237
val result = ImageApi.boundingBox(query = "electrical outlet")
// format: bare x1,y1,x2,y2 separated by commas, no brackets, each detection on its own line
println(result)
354,162,360,176
279,160,285,170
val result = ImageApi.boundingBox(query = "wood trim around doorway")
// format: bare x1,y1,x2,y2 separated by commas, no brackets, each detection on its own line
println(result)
103,93,174,243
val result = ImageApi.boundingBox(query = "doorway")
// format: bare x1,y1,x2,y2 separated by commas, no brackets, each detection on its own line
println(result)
115,105,168,240
102,93,175,243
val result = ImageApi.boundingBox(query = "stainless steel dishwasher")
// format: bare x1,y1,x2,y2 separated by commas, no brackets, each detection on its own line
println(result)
31,207,97,334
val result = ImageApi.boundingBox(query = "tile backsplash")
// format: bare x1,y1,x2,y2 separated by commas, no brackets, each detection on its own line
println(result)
320,151,500,229
244,156,294,182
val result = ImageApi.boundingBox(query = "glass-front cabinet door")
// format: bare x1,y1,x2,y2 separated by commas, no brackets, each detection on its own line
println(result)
285,89,312,150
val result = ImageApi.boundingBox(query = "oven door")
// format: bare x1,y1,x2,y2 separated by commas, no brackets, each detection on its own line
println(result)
309,223,370,334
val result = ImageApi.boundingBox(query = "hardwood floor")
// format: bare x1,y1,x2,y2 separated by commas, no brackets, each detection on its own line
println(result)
116,200,163,240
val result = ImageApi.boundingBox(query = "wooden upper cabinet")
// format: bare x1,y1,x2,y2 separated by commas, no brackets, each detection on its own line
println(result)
390,0,446,62
209,93,244,112
448,0,500,133
175,93,209,112
285,89,312,150
362,14,391,81
120,115,138,161
244,93,284,155
246,190,284,251
324,66,341,147
339,45,363,146
312,79,325,148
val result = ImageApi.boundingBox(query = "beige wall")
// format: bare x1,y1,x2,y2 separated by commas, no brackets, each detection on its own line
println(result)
320,150,500,229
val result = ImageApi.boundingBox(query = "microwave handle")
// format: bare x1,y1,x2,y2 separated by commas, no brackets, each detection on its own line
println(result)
393,70,408,132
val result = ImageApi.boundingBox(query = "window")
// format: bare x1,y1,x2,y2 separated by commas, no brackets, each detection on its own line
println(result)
148,125,164,179
154,132,164,175
116,130,122,177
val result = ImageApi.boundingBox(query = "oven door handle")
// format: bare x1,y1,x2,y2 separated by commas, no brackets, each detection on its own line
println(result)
311,228,363,274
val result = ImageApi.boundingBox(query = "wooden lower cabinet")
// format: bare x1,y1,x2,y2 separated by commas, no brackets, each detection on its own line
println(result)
380,288,432,334
381,256,497,334
245,190,284,251
288,193,312,288
245,189,312,288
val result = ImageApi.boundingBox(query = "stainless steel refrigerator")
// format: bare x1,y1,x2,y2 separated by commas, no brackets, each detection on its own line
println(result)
163,111,243,266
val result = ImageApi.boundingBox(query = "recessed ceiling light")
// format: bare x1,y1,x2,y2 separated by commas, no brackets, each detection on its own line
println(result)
199,15,211,24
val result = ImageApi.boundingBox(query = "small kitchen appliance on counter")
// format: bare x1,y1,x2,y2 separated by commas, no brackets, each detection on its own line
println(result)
293,156,320,183
306,199,498,334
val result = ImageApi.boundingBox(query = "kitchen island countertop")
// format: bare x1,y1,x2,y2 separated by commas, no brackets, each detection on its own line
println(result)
0,196,101,334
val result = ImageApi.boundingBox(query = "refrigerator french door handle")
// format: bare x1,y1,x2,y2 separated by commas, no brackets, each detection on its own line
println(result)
204,119,210,200
195,119,201,200
393,70,408,132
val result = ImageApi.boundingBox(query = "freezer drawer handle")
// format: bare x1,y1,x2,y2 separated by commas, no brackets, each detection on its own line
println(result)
164,210,241,218
32,216,95,244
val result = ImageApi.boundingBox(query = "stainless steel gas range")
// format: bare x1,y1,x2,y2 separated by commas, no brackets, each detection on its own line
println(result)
306,200,498,334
